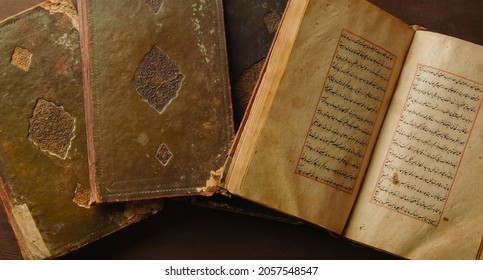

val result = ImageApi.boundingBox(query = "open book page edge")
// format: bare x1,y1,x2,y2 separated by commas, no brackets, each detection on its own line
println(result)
225,0,310,192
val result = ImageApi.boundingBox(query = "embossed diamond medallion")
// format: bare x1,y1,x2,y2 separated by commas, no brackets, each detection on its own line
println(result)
11,47,33,71
133,46,184,113
73,183,91,209
155,143,173,166
28,99,76,159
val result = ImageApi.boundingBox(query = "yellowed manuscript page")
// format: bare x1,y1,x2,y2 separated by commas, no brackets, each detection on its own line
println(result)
345,31,483,259
226,0,414,234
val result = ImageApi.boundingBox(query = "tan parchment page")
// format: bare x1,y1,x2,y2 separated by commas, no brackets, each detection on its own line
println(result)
345,31,483,259
226,0,414,233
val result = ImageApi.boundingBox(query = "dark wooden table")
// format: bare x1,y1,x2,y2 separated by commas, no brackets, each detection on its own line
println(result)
1,0,481,260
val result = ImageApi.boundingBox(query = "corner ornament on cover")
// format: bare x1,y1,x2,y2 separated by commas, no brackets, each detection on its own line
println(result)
11,47,33,71
132,46,184,113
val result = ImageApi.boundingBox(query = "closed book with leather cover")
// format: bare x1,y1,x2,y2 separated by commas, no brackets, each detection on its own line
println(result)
0,0,163,259
78,0,234,203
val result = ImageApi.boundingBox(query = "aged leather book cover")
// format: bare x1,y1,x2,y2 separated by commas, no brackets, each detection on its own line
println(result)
0,0,163,259
78,0,234,203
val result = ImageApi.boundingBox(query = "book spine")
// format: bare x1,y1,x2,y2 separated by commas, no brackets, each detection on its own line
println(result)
77,0,99,204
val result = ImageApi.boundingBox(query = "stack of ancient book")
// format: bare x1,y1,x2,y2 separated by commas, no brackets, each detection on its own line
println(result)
0,0,481,260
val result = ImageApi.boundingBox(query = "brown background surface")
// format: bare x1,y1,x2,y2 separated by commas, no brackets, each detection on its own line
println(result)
1,0,482,260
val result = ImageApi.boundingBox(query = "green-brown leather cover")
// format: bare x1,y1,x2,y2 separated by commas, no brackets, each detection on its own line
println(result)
78,0,234,203
0,1,163,259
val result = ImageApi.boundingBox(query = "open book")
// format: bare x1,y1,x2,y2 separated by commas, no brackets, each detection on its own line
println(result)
223,0,482,259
